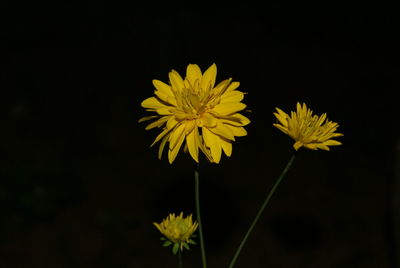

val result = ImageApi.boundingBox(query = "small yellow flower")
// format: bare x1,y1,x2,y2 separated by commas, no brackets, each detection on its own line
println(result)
153,212,198,254
139,63,250,164
273,102,343,151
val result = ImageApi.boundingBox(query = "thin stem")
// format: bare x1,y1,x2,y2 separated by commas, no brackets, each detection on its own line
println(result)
195,163,207,268
228,154,296,268
177,250,183,268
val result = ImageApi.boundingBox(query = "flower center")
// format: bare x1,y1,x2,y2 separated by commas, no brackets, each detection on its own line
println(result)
173,83,219,121
169,219,190,241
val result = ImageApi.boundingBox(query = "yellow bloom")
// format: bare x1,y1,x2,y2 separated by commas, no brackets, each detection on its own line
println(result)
139,63,250,164
154,212,198,254
273,102,343,151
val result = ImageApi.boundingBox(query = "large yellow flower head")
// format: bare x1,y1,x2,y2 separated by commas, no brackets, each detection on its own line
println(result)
153,212,198,254
139,63,250,164
273,102,343,151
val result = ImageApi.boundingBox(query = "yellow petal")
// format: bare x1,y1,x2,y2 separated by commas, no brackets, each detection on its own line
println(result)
323,140,342,146
213,102,246,115
212,79,231,96
154,90,177,106
220,90,244,103
158,134,170,159
202,127,222,163
200,63,217,91
168,131,185,164
220,137,232,157
138,115,159,123
209,121,235,141
153,222,163,233
219,113,250,126
145,116,169,130
152,107,173,115
186,127,199,163
201,112,217,127
227,125,247,137
169,70,185,92
329,133,344,138
186,64,202,86
297,102,308,116
293,141,303,151
275,107,289,119
304,143,319,150
169,123,186,150
273,123,289,134
225,81,240,92
152,79,174,96
198,141,214,163
273,111,288,126
167,116,179,130
151,127,171,147
316,113,327,127
171,109,189,121
316,144,330,151
185,120,196,134
141,97,167,109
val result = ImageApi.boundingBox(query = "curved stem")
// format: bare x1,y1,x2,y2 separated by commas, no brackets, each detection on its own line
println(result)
177,250,183,268
228,154,296,268
195,163,207,268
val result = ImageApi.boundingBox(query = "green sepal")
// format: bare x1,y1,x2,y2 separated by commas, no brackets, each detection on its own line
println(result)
172,243,179,255
188,239,196,245
160,237,166,241
162,241,172,247
183,243,190,250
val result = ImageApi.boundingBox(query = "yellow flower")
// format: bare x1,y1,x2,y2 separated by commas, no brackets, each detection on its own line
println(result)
153,212,198,254
139,63,250,164
273,102,343,151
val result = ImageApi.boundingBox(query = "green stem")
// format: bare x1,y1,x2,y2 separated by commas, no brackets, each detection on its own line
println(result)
177,250,183,268
228,154,296,268
195,163,207,268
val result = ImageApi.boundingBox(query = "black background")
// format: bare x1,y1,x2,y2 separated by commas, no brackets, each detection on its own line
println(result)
1,2,399,268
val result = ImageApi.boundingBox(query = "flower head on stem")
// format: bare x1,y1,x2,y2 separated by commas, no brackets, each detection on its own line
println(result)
273,102,343,151
139,63,250,163
154,212,198,254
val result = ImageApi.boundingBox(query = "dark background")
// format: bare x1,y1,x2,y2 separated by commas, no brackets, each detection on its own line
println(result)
1,2,399,268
